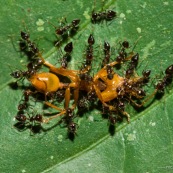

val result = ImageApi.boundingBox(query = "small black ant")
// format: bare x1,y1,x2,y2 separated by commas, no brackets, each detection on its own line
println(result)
86,34,95,66
20,31,40,55
116,41,130,62
81,34,95,72
125,53,139,79
14,112,43,133
59,108,78,136
60,42,73,68
91,10,116,24
106,65,114,80
156,64,173,93
56,19,80,36
102,41,111,67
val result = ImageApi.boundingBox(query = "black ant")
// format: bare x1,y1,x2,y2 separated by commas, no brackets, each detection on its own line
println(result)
20,31,40,55
17,90,33,111
106,65,114,80
10,63,37,82
81,34,95,73
125,53,139,79
102,41,111,67
60,42,73,68
50,18,80,46
55,19,80,36
91,10,116,24
14,112,43,133
10,69,32,83
86,34,95,66
59,108,78,137
156,64,173,93
10,48,44,84
116,41,130,63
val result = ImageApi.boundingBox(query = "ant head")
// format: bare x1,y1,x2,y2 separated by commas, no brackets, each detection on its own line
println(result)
10,70,22,79
15,113,27,122
107,10,116,20
122,41,129,49
92,12,98,20
71,19,80,27
68,122,77,135
56,28,64,35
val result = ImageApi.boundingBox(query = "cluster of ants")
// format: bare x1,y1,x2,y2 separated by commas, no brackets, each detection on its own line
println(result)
11,9,173,138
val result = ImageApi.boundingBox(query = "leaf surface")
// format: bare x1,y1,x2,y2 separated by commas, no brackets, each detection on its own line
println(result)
0,0,173,173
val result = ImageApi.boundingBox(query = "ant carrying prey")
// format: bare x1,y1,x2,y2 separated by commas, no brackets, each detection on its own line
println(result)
11,29,173,136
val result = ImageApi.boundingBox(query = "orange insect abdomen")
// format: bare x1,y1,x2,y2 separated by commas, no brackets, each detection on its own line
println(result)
29,72,60,93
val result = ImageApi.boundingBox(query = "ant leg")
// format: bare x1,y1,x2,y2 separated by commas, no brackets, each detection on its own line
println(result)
129,89,157,107
65,87,70,110
44,101,63,111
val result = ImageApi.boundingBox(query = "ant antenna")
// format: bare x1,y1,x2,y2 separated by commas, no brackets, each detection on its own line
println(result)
131,36,142,52
47,20,57,29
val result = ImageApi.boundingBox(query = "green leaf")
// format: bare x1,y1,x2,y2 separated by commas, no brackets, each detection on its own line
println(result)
0,0,173,173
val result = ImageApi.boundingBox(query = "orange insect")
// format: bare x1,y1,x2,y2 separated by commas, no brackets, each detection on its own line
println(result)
12,32,173,127
12,31,81,119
